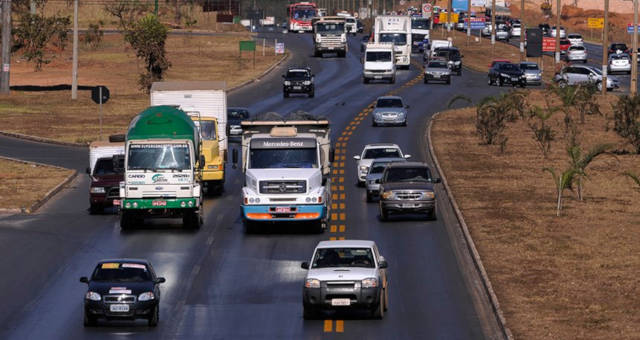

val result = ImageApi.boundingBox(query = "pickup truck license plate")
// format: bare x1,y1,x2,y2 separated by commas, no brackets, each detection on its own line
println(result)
152,200,166,207
110,304,129,312
328,47,334,50
511,77,518,82
275,207,291,213
293,86,301,90
433,74,440,79
331,298,351,306
402,203,417,208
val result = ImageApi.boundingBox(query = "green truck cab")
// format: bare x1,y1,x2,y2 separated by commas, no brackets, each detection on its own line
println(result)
119,106,204,229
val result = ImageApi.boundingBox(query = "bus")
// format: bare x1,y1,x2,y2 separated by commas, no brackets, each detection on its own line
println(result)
287,2,317,33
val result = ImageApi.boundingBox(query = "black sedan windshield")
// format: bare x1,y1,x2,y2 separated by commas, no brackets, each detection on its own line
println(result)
312,248,375,268
92,262,151,282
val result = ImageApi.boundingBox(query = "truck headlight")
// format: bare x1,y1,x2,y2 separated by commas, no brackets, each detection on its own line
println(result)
422,191,435,199
381,191,394,200
284,81,291,85
85,291,101,301
305,278,320,288
138,292,155,301
90,187,105,194
362,278,378,288
315,34,321,43
341,35,346,43
303,80,311,85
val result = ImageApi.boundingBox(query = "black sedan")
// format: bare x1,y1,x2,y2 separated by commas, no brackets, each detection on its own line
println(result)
488,62,526,87
80,259,165,327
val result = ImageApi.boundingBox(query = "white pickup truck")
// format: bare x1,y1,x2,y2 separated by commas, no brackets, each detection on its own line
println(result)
233,113,333,233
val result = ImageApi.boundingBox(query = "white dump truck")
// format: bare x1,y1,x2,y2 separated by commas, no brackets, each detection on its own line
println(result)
363,42,396,83
313,16,347,58
232,112,333,233
374,15,412,69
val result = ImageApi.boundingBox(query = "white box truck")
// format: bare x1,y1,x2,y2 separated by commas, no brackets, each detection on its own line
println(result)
150,81,227,192
363,42,396,84
374,15,412,69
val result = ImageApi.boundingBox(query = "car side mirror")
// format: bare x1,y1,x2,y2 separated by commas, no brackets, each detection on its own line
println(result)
379,260,388,269
79,277,89,284
353,155,361,160
374,179,380,184
329,148,335,163
405,105,410,109
155,277,166,284
86,167,91,175
301,262,309,269
432,178,442,183
232,149,238,169
404,154,412,159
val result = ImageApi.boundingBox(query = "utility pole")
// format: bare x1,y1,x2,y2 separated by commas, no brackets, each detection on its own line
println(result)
71,0,79,100
491,0,496,56
554,0,560,66
602,0,609,95
447,0,452,37
467,0,471,46
520,0,525,61
632,0,638,95
30,0,36,14
1,0,11,94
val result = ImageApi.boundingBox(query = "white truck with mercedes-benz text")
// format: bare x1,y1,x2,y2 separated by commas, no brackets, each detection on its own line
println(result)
374,15,412,69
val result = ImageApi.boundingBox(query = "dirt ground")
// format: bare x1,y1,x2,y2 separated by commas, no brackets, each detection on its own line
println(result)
1,33,284,144
431,90,640,339
0,158,74,210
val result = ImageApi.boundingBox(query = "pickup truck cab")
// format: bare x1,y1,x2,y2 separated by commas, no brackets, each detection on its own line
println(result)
354,143,410,185
378,162,441,220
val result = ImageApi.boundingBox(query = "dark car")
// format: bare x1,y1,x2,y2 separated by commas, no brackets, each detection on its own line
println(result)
488,62,526,87
378,162,441,220
357,20,364,33
360,34,371,52
227,107,250,137
80,259,166,327
538,23,551,36
432,47,463,75
87,155,124,214
608,43,630,56
282,67,315,98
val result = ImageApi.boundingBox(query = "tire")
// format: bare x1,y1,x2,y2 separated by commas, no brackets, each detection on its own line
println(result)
558,80,568,88
148,305,159,327
183,210,201,229
83,312,97,327
384,287,389,311
363,77,369,84
120,211,133,230
389,76,395,84
428,207,437,220
457,69,462,76
89,204,101,215
371,290,384,319
366,192,373,202
243,219,257,234
308,90,314,98
283,91,289,98
372,120,377,127
498,78,503,87
488,77,493,86
379,205,389,221
596,81,603,92
423,77,428,84
303,305,318,320
446,78,451,85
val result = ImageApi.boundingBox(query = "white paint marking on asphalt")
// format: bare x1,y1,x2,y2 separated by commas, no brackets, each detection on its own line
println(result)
206,236,214,246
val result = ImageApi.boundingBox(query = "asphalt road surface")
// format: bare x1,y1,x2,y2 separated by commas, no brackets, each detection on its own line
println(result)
0,30,508,339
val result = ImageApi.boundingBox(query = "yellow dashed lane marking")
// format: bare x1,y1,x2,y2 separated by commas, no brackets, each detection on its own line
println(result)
339,224,346,232
330,225,337,232
324,320,333,332
336,320,344,332
329,236,337,241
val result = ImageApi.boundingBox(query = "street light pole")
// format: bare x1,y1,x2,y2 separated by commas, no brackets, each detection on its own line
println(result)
632,0,638,95
1,0,11,94
71,0,79,100
554,0,560,66
467,0,471,46
602,0,609,95
491,0,496,56
520,0,525,61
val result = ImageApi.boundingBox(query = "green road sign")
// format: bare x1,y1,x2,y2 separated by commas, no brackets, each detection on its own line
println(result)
239,40,256,51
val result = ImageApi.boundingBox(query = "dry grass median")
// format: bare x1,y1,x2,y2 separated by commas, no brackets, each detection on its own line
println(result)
431,90,640,339
0,158,74,211
0,33,283,144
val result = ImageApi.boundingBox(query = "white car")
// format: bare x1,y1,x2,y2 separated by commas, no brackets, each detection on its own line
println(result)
567,45,588,63
550,26,566,38
301,240,389,319
608,53,632,74
354,143,410,185
567,33,584,46
510,23,522,38
496,28,510,41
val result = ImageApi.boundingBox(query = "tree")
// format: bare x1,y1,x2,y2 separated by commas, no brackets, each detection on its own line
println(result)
544,167,580,217
567,143,611,201
125,14,171,92
13,13,71,71
104,0,150,31
527,100,556,159
475,91,525,149
612,95,640,154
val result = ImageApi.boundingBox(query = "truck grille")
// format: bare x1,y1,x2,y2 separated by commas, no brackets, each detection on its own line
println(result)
260,180,306,194
320,35,342,45
395,191,423,200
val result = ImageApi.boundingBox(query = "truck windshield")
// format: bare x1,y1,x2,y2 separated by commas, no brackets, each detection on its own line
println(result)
379,33,407,45
293,8,316,21
128,144,191,171
316,23,344,33
366,51,392,62
194,120,216,140
250,148,318,169
412,19,429,29
312,248,375,268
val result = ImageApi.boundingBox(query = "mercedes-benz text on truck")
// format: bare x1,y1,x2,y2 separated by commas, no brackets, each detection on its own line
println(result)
375,15,412,69
120,106,204,229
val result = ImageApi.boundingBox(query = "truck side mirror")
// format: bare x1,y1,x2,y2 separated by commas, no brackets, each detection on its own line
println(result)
86,167,91,175
329,148,335,163
301,262,309,269
232,149,238,169
433,178,442,183
79,277,89,284
199,155,205,169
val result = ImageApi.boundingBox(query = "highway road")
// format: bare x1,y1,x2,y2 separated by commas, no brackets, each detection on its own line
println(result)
0,30,508,339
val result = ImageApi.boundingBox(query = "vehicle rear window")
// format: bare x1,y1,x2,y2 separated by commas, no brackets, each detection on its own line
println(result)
312,248,375,268
363,148,401,159
286,71,309,79
228,109,249,119
92,262,151,282
428,61,448,68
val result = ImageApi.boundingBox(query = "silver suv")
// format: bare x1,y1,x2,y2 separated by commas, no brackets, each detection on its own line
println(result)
553,65,619,92
301,240,389,319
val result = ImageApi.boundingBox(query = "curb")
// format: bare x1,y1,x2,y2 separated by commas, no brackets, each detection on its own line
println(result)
0,156,78,214
427,111,514,340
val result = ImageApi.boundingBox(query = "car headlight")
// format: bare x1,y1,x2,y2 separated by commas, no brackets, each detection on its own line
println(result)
303,80,311,85
381,191,394,200
90,187,105,194
85,291,101,301
359,165,369,172
362,278,378,288
305,278,320,288
500,73,509,78
455,61,461,65
138,292,155,301
284,81,291,85
422,191,435,199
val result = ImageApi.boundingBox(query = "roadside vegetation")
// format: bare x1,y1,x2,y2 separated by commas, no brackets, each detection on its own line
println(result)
432,88,640,338
0,158,73,211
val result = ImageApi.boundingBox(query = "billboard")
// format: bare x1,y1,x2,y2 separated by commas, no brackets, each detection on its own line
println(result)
453,0,468,11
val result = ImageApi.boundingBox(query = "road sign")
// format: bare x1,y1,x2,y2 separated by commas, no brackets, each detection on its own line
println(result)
439,12,459,24
422,3,432,18
587,18,604,29
452,0,468,11
239,40,256,51
275,42,285,54
91,86,109,104
542,37,556,52
628,24,640,34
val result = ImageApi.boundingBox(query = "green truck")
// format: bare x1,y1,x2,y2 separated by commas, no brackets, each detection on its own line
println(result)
119,106,204,229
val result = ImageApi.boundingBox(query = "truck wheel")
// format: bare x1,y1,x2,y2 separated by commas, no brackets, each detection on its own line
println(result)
371,290,384,319
363,77,369,84
83,312,97,327
183,210,201,229
314,220,325,234
389,76,396,84
283,91,289,98
243,219,256,234
303,305,318,320
120,211,133,230
148,305,159,327
379,206,389,221
89,204,102,215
